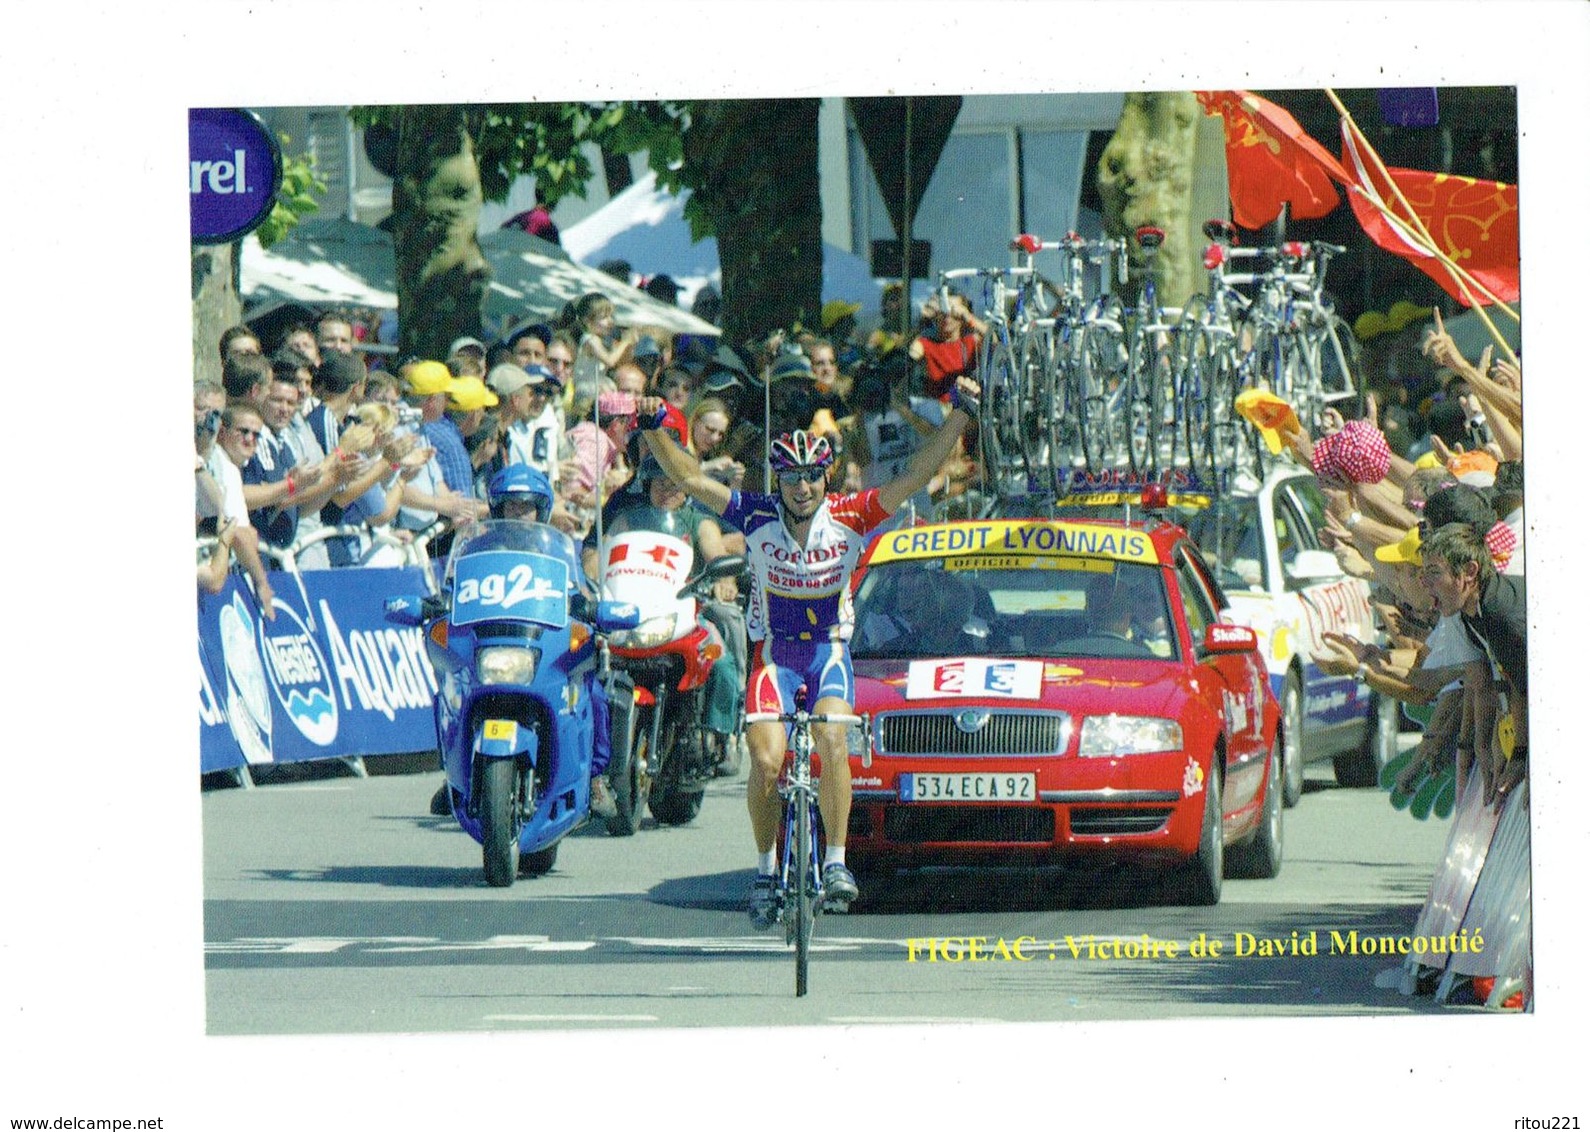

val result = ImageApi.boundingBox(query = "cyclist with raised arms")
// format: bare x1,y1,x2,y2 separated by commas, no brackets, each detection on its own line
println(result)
635,375,980,925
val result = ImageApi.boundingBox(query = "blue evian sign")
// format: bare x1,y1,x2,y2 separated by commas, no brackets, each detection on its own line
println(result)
189,107,281,244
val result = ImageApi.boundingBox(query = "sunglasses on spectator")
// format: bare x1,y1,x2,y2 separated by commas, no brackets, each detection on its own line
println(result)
779,468,826,486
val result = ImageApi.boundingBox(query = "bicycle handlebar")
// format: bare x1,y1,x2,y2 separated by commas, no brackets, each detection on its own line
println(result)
940,266,1033,282
747,711,865,727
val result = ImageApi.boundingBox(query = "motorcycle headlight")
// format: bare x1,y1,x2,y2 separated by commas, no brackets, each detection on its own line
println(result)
613,612,679,650
477,646,539,686
1078,714,1183,757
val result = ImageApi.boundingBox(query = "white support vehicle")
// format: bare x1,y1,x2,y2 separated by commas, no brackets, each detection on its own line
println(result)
1176,466,1400,806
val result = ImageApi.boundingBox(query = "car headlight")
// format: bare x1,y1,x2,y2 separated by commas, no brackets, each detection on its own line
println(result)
613,613,679,650
477,646,539,686
1078,714,1183,757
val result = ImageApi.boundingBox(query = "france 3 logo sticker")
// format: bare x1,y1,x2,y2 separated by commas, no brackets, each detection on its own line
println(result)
905,659,1044,701
256,598,339,745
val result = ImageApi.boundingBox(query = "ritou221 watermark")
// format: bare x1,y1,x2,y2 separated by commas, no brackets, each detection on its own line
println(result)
1514,1122,1580,1130
904,929,1485,963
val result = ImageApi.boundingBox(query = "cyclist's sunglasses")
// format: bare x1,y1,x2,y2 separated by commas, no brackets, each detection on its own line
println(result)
778,467,827,486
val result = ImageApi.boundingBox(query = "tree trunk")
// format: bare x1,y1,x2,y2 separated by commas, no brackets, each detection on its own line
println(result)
191,242,243,386
392,107,492,361
1097,92,1200,310
682,99,822,348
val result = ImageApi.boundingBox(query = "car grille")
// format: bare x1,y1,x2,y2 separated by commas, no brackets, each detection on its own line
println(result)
1068,807,1173,836
876,711,1070,757
882,806,1055,844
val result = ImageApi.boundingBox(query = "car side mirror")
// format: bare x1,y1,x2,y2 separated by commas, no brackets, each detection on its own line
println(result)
1285,549,1344,583
1203,623,1259,655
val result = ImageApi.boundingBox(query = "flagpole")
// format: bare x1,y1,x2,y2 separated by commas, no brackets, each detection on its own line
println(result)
1325,90,1521,364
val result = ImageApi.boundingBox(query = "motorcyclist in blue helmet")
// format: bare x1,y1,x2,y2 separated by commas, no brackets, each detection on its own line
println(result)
488,464,555,523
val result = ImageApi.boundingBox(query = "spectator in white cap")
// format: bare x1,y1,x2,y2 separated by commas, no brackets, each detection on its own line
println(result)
449,335,487,363
490,362,557,483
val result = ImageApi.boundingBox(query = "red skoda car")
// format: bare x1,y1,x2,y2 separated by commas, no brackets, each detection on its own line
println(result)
844,516,1282,905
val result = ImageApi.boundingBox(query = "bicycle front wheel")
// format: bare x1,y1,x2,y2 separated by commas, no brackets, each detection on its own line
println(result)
1126,329,1172,475
1078,324,1123,472
792,797,815,997
1016,327,1054,490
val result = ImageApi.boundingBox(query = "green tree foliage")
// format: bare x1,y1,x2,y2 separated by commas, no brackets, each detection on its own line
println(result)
350,100,822,352
254,135,328,249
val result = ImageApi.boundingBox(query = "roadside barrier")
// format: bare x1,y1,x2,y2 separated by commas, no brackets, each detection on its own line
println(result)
197,525,444,782
1382,773,1531,1009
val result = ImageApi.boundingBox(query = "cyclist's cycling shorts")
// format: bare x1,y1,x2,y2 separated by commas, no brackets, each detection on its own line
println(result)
748,638,854,716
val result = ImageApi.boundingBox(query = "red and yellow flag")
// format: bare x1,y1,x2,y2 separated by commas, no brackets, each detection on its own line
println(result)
1197,91,1349,230
1340,121,1520,306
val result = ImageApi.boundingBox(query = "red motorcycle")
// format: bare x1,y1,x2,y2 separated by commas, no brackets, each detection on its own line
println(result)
597,516,743,831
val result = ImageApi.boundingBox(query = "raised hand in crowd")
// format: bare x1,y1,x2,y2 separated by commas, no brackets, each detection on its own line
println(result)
1491,354,1522,394
198,516,240,595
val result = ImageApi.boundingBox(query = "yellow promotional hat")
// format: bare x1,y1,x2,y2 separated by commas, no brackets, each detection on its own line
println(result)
447,375,499,412
1374,525,1422,566
1235,388,1301,454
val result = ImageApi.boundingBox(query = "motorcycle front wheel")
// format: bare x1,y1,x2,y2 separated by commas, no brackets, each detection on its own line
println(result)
479,758,520,888
648,721,705,826
605,684,643,837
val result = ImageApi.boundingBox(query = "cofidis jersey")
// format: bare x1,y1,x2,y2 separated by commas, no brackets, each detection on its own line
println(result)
720,489,890,644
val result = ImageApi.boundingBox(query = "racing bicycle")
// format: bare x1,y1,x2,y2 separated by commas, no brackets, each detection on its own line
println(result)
745,702,868,997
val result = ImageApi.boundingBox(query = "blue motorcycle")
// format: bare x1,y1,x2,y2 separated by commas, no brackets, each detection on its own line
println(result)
387,518,637,887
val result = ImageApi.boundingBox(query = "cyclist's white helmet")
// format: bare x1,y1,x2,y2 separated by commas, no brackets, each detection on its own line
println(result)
770,429,835,474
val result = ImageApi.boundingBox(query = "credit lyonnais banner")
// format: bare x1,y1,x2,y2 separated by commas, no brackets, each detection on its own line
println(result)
198,566,440,773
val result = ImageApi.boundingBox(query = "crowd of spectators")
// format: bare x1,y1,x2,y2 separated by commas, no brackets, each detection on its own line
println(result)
195,283,1528,817
1248,307,1528,811
196,282,982,595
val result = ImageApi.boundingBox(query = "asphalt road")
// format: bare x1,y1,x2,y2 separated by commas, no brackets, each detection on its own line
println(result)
202,742,1463,1035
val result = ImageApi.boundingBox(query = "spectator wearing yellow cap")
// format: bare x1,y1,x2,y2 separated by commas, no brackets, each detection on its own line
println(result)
405,362,480,502
394,360,488,539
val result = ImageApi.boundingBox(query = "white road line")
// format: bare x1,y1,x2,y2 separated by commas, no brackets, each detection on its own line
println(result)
485,1014,658,1023
205,936,436,953
608,937,871,953
827,1016,1006,1025
374,935,596,954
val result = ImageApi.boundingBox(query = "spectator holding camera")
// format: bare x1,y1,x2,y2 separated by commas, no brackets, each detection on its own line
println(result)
908,289,985,401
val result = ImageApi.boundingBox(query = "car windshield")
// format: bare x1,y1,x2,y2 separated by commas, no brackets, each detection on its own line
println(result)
1177,496,1267,593
851,557,1177,661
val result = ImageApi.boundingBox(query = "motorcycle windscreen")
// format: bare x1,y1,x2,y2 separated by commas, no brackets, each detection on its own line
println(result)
598,527,694,598
447,523,574,630
598,528,697,643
